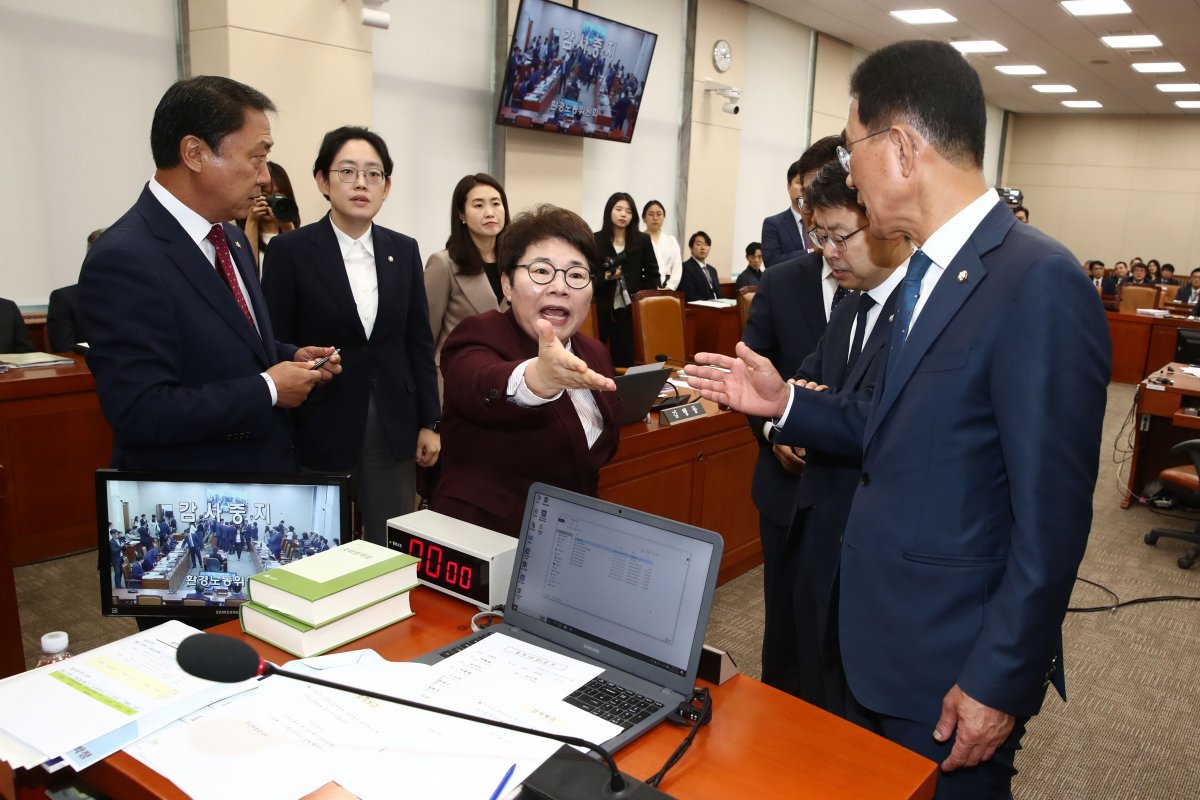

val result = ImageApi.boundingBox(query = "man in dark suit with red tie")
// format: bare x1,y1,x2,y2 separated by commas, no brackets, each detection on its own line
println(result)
79,76,340,474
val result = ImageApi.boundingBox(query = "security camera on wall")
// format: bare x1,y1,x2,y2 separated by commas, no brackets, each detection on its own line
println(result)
704,79,742,115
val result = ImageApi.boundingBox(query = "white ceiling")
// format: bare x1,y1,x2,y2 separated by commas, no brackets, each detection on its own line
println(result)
749,0,1200,115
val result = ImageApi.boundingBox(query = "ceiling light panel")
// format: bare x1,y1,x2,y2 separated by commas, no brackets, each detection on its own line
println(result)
1033,84,1078,93
1156,83,1200,92
890,9,957,24
1175,100,1200,109
1063,100,1103,108
1101,35,1163,48
1132,62,1185,73
1061,1,1131,16
950,40,1008,54
996,65,1047,75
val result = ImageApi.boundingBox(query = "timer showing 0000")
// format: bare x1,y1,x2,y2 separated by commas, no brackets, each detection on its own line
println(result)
404,537,474,591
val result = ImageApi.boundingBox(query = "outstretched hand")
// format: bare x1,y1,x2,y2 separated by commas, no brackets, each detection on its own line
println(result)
683,341,790,418
524,319,617,398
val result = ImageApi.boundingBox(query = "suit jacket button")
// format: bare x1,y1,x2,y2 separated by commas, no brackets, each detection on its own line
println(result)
860,472,870,486
484,388,500,405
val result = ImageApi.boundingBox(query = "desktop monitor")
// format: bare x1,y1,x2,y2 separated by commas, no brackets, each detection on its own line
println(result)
96,470,350,624
496,0,658,143
1177,329,1200,366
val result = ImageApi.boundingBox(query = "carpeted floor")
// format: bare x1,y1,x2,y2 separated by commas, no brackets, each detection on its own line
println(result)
14,383,1200,797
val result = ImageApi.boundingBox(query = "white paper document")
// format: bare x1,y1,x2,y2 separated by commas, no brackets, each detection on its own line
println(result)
126,636,621,800
0,621,252,770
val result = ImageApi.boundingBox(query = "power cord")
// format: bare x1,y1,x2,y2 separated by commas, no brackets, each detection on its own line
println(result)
470,606,504,632
644,687,712,789
1068,575,1200,613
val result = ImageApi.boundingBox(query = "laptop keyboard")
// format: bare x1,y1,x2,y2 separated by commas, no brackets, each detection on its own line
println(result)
563,677,665,729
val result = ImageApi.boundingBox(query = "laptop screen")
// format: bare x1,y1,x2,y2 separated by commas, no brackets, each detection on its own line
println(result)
509,487,718,678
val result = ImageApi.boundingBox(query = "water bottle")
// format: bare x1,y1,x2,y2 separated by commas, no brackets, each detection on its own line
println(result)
35,631,73,667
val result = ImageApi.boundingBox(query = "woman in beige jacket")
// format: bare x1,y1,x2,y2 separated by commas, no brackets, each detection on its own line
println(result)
424,173,511,397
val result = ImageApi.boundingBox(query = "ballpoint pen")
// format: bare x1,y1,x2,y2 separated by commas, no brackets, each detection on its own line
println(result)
488,762,517,800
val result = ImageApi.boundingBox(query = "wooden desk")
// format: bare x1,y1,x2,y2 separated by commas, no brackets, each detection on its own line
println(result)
1122,362,1200,509
685,303,743,360
0,355,112,564
601,400,759,585
0,465,24,679
21,589,935,800
1106,311,1200,384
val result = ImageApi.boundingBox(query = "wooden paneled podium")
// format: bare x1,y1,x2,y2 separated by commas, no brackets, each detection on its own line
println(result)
0,355,112,564
2,589,936,800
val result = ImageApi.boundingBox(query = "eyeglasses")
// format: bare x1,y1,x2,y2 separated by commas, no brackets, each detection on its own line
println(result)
836,128,889,172
516,258,593,289
808,224,868,252
332,167,388,185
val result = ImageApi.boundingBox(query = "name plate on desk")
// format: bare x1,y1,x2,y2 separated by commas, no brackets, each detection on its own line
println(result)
660,401,707,426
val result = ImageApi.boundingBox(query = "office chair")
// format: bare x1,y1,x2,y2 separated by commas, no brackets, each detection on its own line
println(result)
1145,439,1200,569
631,289,686,366
136,594,163,605
1158,284,1180,307
1118,285,1159,314
737,285,757,327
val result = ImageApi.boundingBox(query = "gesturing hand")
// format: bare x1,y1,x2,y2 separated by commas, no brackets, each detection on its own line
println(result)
524,319,616,398
683,341,790,418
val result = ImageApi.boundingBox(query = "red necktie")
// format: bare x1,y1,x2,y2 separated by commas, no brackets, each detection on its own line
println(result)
206,224,255,328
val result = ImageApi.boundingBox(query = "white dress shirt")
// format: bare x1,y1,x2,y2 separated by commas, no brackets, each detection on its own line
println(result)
820,258,841,321
650,232,683,290
845,257,910,362
330,219,379,338
506,344,605,448
909,190,1002,333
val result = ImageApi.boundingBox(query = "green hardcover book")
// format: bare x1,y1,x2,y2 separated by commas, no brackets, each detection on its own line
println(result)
239,591,414,658
247,540,418,626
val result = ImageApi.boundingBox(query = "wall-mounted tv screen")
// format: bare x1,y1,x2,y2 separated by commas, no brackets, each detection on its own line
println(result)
497,0,657,143
96,470,350,625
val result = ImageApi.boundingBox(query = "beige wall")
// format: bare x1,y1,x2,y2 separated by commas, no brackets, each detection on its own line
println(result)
1005,114,1200,268
189,0,373,226
683,0,747,271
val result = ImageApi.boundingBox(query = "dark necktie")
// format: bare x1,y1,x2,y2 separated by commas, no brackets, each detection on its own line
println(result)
845,293,877,375
884,249,935,388
831,285,850,313
207,224,255,328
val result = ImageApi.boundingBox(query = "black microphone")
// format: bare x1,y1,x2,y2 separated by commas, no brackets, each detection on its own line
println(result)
176,633,672,800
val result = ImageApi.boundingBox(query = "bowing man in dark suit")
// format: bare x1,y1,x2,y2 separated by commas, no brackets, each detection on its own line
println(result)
760,157,812,267
787,159,910,716
687,42,1108,797
679,231,721,301
78,76,339,474
737,134,843,696
434,205,621,537
0,298,33,354
593,192,659,368
263,126,440,547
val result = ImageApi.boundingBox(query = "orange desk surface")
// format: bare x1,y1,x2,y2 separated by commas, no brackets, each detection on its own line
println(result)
8,589,936,800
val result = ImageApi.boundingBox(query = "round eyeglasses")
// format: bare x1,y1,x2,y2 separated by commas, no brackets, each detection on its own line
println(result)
332,167,388,185
516,259,593,289
808,224,868,252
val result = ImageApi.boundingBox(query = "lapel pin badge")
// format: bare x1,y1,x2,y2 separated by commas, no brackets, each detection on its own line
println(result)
956,270,968,283
888,313,895,322
388,255,394,262
234,241,242,249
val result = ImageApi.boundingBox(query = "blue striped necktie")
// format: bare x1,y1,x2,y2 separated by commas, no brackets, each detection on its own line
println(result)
887,249,934,370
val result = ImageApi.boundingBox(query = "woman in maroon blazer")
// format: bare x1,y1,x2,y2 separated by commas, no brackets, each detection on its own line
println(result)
433,205,622,536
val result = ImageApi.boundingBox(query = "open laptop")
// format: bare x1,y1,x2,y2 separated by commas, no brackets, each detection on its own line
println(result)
415,483,723,752
613,363,672,425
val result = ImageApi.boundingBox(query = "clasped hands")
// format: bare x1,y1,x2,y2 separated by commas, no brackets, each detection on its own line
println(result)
525,320,616,398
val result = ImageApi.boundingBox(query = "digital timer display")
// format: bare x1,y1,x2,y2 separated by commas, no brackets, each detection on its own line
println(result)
395,529,491,605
